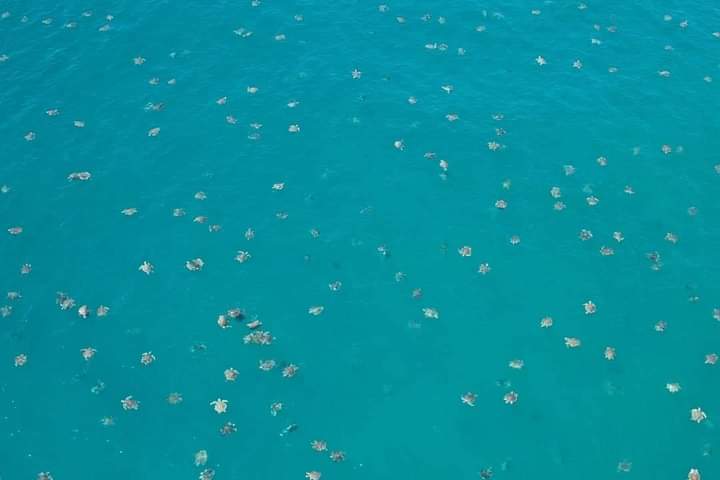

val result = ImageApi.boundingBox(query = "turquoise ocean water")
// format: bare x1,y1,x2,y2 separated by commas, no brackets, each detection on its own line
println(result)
1,1,720,479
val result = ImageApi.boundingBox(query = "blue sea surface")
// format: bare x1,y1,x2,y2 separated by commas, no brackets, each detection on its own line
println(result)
1,1,720,479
